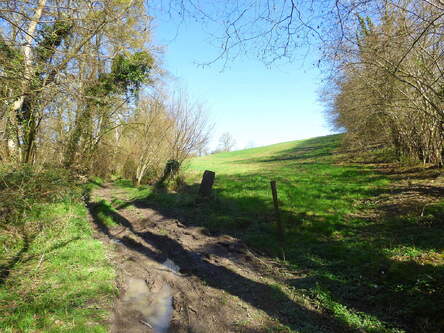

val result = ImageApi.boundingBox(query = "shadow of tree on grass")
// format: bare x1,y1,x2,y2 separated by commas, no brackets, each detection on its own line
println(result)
88,200,354,333
107,134,444,332
127,184,444,332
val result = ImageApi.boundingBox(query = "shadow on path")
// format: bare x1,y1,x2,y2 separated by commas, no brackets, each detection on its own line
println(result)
88,201,353,332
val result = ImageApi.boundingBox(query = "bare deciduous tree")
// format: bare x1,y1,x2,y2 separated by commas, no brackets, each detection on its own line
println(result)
218,132,236,152
325,1,444,165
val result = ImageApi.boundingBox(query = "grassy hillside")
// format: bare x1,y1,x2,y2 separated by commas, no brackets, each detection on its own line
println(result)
138,134,443,333
185,135,391,249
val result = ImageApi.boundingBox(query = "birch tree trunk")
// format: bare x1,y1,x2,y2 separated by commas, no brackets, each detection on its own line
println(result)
7,0,47,163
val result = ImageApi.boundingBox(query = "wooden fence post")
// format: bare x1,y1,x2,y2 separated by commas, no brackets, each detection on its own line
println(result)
199,170,215,197
270,180,284,242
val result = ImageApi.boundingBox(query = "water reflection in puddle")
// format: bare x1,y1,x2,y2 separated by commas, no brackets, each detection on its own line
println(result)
124,258,180,332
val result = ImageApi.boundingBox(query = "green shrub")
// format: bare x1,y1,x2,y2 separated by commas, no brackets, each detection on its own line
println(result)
0,166,78,228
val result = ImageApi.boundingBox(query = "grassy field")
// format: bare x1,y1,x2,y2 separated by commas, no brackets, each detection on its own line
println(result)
6,135,440,332
0,169,116,332
119,134,444,333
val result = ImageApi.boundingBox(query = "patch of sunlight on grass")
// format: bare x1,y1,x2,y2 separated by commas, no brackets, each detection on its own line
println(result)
95,200,119,227
0,201,116,332
314,285,404,333
115,183,153,202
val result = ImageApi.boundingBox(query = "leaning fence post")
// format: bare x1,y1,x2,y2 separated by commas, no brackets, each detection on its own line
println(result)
199,170,215,197
270,180,284,243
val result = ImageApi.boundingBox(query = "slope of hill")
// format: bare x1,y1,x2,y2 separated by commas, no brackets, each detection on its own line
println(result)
185,134,391,249
180,134,443,332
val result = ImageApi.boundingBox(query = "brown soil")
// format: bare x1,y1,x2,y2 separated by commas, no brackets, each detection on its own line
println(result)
88,185,338,333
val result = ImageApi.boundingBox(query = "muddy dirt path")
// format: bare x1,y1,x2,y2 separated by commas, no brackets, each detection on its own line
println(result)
88,184,339,333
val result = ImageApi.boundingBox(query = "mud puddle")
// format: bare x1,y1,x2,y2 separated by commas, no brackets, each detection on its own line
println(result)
88,184,340,333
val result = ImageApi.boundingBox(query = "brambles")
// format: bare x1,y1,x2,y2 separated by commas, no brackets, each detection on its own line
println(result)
0,166,76,228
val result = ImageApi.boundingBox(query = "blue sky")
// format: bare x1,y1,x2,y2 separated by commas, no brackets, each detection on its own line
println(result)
151,13,333,151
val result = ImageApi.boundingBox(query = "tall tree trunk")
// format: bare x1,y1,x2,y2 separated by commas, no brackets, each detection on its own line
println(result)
8,0,47,163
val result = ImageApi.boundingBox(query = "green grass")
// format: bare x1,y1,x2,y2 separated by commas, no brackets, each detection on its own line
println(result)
183,135,390,250
114,179,153,202
95,200,119,227
313,285,403,333
0,173,116,332
112,134,444,332
84,176,105,194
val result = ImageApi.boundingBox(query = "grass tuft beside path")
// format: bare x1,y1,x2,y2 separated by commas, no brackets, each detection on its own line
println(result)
0,169,116,332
